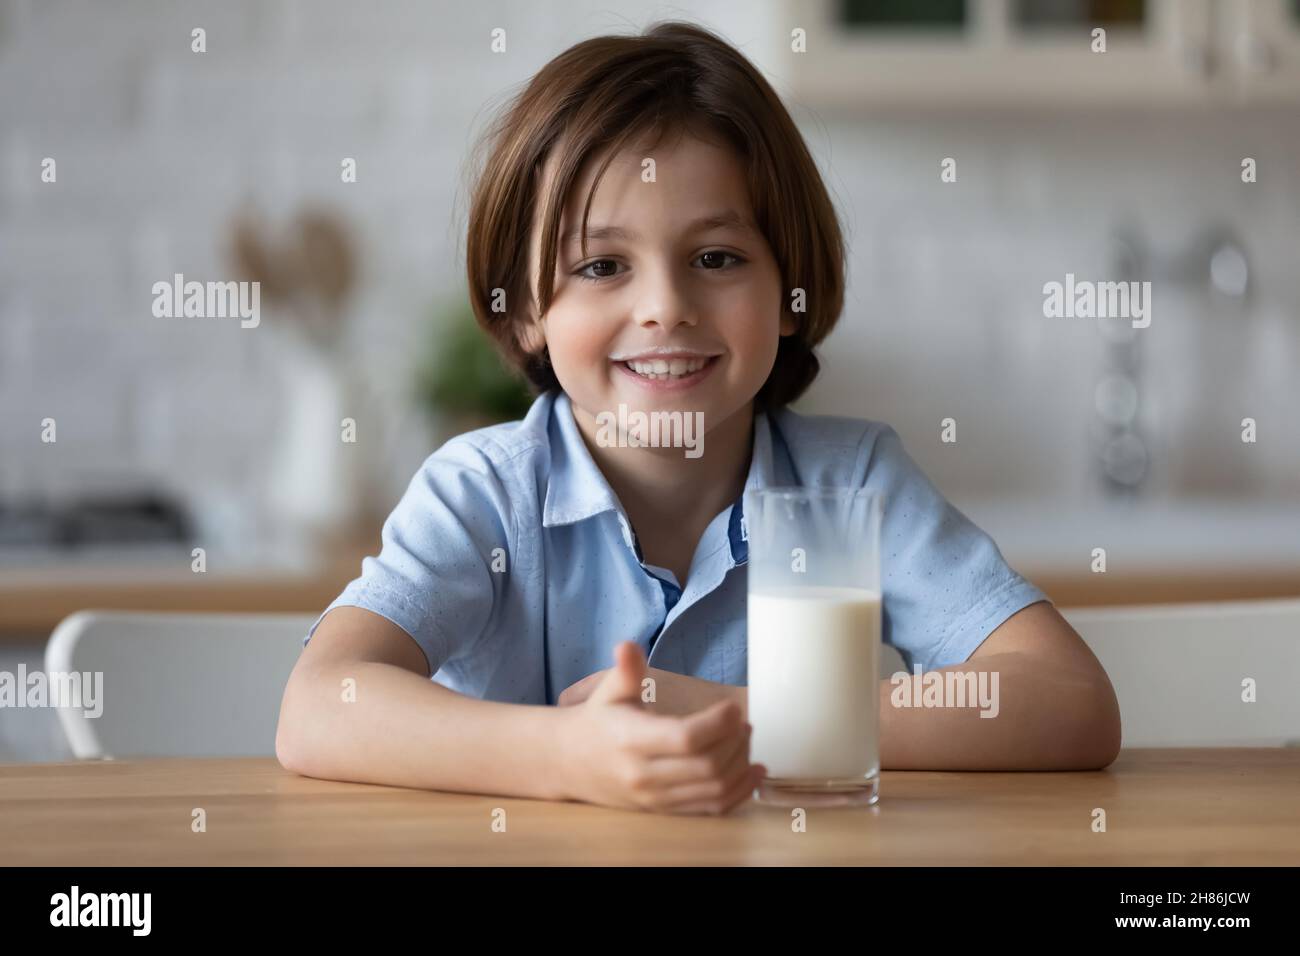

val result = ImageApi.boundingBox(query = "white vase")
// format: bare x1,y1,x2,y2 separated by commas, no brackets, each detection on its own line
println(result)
264,329,364,546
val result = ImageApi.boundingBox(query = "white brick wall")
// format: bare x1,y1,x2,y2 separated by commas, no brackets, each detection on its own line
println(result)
2,0,1298,535
798,110,1300,501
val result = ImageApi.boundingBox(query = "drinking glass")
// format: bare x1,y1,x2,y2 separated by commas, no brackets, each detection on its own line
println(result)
744,487,883,807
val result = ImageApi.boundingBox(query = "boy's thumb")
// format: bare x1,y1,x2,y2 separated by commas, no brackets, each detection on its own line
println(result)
589,640,648,706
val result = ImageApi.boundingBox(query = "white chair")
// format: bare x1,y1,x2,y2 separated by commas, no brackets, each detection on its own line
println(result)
1061,597,1300,747
44,610,312,759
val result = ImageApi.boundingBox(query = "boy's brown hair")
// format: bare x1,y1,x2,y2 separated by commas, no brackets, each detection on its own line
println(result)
464,20,845,411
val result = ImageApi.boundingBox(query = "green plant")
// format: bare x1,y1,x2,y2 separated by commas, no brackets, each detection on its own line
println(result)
416,299,535,424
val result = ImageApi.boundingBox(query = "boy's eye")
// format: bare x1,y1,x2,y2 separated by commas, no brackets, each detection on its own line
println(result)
574,251,745,282
697,250,743,270
576,259,622,281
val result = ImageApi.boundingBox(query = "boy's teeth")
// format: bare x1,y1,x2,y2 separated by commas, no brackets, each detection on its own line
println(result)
624,357,710,379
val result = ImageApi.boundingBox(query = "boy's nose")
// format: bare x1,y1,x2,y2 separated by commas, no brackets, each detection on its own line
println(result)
631,269,698,331
635,308,697,332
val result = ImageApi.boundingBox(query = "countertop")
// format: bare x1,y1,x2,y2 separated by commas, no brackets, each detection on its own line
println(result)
3,500,1299,639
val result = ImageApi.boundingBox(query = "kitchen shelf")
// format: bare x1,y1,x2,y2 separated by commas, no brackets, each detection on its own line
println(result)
0,527,378,640
782,0,1300,110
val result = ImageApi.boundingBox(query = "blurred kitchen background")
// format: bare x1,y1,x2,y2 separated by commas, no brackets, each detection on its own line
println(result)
1,0,1298,760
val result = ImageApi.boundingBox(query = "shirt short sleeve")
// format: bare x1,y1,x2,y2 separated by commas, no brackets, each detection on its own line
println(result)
304,436,516,677
864,425,1049,673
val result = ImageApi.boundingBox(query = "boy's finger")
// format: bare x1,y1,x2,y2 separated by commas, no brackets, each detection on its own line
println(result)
668,764,765,816
639,723,751,788
625,697,744,756
673,697,746,753
659,758,755,811
588,641,647,706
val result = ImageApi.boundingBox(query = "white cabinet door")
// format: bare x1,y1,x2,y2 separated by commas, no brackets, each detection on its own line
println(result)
1220,0,1300,102
784,0,1219,109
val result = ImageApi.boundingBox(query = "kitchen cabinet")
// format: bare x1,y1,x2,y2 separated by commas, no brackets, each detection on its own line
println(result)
1222,0,1300,101
784,0,1300,109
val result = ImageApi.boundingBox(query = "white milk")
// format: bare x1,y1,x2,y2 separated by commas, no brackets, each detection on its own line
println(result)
747,585,880,781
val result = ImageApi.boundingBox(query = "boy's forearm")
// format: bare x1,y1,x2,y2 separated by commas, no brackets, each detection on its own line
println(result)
725,655,1119,771
878,653,1121,771
278,660,571,801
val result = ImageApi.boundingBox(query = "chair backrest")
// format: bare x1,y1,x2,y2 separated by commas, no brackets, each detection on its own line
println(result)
44,610,312,759
1061,598,1300,747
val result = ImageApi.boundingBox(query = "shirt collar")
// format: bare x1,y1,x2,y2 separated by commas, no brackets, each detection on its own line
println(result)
542,391,624,528
542,390,782,539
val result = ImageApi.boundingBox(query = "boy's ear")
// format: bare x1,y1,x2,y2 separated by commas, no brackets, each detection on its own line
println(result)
517,307,546,356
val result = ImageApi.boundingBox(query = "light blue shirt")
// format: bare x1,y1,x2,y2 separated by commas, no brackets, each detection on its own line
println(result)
306,389,1048,704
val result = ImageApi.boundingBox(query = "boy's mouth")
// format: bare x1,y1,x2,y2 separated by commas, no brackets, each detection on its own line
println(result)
613,354,721,388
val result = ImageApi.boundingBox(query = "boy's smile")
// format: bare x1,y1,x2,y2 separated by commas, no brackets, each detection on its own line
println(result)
611,349,723,393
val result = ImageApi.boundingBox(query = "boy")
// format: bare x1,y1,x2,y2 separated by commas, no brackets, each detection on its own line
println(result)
276,22,1121,816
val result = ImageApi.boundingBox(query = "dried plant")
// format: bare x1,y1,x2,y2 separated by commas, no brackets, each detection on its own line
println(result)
228,204,357,353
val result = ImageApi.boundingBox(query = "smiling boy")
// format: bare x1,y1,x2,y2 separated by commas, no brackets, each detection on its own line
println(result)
276,22,1120,816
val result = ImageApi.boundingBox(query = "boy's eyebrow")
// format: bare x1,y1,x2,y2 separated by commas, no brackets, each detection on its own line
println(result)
562,210,753,244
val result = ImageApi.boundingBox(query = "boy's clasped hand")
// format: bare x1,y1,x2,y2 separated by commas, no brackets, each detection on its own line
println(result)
553,642,764,815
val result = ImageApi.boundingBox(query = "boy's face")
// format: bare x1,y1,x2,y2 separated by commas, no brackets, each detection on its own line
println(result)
522,130,794,444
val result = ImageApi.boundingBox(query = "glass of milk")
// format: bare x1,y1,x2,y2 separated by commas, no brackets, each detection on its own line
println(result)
744,487,883,807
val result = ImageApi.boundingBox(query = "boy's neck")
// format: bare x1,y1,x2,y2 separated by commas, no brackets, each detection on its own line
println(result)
570,397,755,535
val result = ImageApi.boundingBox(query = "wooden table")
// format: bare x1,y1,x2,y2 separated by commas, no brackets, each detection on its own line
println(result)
2,749,1296,865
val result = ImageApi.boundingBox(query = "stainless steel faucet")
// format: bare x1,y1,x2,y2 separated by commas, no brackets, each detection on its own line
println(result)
1093,223,1252,497
1094,227,1148,496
